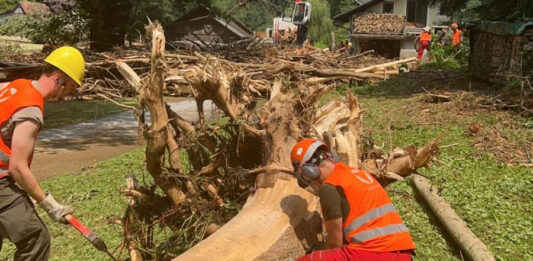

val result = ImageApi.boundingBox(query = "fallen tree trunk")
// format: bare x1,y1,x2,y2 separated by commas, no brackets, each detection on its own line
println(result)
354,57,416,73
174,178,322,261
412,175,496,261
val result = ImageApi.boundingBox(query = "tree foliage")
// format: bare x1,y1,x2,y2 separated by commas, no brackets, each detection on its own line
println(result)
75,0,210,50
327,0,356,17
428,0,533,23
307,0,335,47
0,0,19,13
0,5,87,45
211,0,294,31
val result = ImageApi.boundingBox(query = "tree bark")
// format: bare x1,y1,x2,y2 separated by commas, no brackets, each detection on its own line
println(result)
412,175,496,261
141,21,186,205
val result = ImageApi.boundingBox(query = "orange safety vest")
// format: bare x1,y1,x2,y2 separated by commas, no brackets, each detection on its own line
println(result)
324,163,415,252
452,29,462,46
0,79,44,179
420,31,431,42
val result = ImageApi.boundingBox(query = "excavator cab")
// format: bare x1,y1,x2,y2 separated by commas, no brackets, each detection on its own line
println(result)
291,1,311,26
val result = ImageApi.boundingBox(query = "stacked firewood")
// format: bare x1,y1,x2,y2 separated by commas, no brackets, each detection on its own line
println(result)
352,12,405,34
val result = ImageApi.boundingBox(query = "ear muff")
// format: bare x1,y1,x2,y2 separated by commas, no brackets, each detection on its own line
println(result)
301,163,321,181
293,160,316,189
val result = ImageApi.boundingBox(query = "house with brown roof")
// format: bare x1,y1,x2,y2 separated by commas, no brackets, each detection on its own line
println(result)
166,5,253,49
0,1,50,18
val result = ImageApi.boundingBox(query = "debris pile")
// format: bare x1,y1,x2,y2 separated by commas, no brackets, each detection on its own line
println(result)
111,22,436,261
0,43,417,100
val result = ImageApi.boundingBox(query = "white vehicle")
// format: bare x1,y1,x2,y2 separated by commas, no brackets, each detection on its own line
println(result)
272,0,311,47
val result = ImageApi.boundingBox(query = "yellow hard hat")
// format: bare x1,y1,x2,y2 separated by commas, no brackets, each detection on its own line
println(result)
44,46,85,86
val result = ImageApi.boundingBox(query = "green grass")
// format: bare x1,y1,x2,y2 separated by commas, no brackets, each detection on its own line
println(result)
329,74,533,261
43,99,136,129
0,148,146,261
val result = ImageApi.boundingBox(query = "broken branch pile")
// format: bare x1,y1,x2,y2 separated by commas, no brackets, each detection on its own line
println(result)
111,22,437,261
352,12,406,35
0,40,417,100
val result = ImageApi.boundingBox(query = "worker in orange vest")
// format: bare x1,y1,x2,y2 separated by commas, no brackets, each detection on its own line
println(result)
0,46,85,260
451,23,463,47
291,139,415,261
415,27,432,60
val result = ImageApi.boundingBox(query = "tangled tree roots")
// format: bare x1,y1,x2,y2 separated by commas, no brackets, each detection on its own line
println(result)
119,22,439,261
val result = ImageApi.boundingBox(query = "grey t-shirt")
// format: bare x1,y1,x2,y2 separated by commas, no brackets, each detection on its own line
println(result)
0,81,43,148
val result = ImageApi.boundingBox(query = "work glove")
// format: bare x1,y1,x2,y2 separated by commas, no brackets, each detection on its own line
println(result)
38,193,74,224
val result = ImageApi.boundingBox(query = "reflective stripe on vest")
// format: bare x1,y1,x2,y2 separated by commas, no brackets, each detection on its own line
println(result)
351,224,409,243
324,163,415,252
0,150,9,164
344,203,397,236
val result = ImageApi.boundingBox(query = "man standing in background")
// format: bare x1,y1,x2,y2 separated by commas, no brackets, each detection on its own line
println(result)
415,27,432,60
451,23,463,47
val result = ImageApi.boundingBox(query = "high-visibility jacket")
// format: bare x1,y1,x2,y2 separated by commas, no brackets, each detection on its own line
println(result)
323,163,415,252
420,31,431,42
0,79,44,179
452,29,462,46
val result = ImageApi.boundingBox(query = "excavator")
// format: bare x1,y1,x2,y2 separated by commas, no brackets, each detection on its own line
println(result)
272,0,312,47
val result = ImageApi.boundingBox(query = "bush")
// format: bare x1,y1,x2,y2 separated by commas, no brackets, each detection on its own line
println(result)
422,43,469,71
0,41,22,57
0,8,87,45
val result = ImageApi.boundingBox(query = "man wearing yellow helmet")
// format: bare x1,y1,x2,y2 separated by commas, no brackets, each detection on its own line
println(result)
0,46,85,260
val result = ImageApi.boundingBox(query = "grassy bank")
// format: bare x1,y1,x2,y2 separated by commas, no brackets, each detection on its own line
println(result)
0,148,145,261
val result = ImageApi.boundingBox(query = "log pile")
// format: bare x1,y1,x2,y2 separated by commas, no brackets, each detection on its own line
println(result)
353,12,406,35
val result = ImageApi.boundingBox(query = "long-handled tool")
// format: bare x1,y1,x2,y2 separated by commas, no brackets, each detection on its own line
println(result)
65,214,117,261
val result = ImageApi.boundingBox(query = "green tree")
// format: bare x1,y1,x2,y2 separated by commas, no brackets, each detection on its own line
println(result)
75,0,211,51
211,0,293,31
428,0,532,23
0,0,20,13
328,0,356,17
308,0,334,47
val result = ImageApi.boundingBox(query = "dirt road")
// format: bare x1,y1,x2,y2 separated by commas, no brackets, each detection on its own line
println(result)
32,99,220,181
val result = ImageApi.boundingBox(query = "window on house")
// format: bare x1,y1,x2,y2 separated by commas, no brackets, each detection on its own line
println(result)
383,1,394,13
407,0,428,26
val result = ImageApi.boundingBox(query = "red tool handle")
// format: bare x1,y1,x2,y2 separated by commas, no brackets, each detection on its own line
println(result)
65,214,109,253
65,215,92,237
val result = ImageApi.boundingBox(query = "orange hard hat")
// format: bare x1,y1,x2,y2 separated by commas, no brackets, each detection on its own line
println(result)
291,138,328,168
451,23,458,28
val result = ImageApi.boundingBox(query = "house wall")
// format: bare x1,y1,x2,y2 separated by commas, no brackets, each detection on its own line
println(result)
367,2,383,13
394,0,407,16
364,0,446,27
13,6,23,14
426,5,447,26
400,38,418,59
